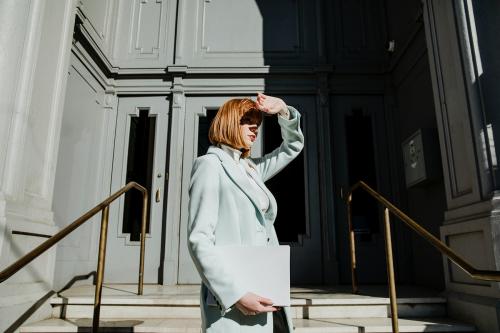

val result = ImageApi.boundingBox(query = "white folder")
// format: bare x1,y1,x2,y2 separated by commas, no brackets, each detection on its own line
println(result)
211,245,290,307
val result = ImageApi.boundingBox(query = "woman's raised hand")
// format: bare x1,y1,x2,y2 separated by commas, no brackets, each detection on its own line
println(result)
256,93,287,115
235,292,279,316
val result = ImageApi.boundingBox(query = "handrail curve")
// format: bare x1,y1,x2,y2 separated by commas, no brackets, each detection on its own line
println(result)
346,180,500,333
0,181,149,332
348,181,500,282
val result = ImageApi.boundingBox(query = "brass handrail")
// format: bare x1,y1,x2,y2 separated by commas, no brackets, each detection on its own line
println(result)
0,182,149,332
346,180,500,333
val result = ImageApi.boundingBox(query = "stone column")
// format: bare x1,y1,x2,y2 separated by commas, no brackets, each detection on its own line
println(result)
423,1,500,332
0,0,78,331
0,0,42,253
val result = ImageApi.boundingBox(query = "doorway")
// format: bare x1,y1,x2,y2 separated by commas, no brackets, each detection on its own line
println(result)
332,95,392,284
106,96,170,283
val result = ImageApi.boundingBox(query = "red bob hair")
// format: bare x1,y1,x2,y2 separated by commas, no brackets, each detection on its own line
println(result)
208,98,263,158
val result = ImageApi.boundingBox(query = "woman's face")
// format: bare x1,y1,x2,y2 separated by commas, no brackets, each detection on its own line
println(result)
240,122,259,148
239,109,261,149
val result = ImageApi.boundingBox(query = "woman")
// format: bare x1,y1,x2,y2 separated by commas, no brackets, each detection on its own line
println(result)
187,93,304,332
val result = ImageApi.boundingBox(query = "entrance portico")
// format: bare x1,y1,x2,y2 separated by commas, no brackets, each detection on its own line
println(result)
1,0,500,332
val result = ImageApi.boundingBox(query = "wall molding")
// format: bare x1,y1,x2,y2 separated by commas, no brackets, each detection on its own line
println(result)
441,217,500,298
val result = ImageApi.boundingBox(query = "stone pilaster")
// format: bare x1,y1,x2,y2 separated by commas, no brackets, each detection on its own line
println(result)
424,1,500,332
0,0,78,331
163,70,187,285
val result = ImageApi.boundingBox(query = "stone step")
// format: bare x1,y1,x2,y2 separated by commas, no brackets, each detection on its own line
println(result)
50,285,447,319
19,317,476,333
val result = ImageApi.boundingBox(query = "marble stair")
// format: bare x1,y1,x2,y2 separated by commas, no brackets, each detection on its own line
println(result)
20,285,476,332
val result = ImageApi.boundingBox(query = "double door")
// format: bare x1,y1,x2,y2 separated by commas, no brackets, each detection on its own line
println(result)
102,94,397,285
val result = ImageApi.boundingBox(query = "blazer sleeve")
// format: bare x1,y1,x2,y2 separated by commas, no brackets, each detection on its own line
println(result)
187,155,247,314
250,106,304,182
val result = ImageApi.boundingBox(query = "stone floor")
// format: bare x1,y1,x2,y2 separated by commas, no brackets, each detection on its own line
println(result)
20,317,476,333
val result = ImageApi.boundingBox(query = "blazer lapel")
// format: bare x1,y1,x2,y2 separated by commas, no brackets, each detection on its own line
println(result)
207,146,269,225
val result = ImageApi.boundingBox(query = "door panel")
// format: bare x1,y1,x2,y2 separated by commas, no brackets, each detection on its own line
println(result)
177,96,323,285
178,96,241,284
332,95,389,284
107,96,169,283
271,95,322,285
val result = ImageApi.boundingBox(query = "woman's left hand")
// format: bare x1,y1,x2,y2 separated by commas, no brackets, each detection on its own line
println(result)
235,292,278,316
256,93,287,115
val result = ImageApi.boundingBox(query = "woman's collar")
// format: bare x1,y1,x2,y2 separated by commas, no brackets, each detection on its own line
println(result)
219,144,242,162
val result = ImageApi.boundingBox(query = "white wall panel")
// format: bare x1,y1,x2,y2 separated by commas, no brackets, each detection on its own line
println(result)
440,217,500,298
328,0,386,73
79,0,109,40
447,231,489,285
112,0,176,69
52,54,114,288
202,0,300,53
424,0,482,209
177,0,318,67
202,0,265,53
78,0,115,54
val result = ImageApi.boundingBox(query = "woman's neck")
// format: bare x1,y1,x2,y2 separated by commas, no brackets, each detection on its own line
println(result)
219,143,243,162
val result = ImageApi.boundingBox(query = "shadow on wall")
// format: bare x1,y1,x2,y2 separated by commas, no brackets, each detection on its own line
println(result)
0,205,55,332
3,271,97,332
256,0,315,282
0,234,96,333
3,291,55,333
0,225,53,289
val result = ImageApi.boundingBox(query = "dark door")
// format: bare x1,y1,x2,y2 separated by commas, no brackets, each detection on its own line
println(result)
332,95,391,284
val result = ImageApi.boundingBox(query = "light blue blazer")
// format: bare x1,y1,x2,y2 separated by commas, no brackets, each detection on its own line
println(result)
188,106,304,332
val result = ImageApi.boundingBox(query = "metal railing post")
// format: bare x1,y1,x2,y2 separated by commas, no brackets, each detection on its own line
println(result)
347,193,358,294
92,206,110,332
138,192,148,296
383,208,399,333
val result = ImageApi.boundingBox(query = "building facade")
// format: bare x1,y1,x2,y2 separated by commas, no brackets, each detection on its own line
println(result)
0,0,499,332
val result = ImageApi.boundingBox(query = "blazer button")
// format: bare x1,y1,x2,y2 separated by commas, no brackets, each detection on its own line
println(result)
267,237,270,242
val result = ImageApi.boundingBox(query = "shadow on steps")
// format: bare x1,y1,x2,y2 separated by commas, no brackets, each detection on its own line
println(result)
74,319,144,333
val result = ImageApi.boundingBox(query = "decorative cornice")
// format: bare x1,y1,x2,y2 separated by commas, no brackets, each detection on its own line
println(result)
73,13,335,80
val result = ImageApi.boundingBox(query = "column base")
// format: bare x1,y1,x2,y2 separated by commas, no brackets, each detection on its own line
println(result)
447,291,500,333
